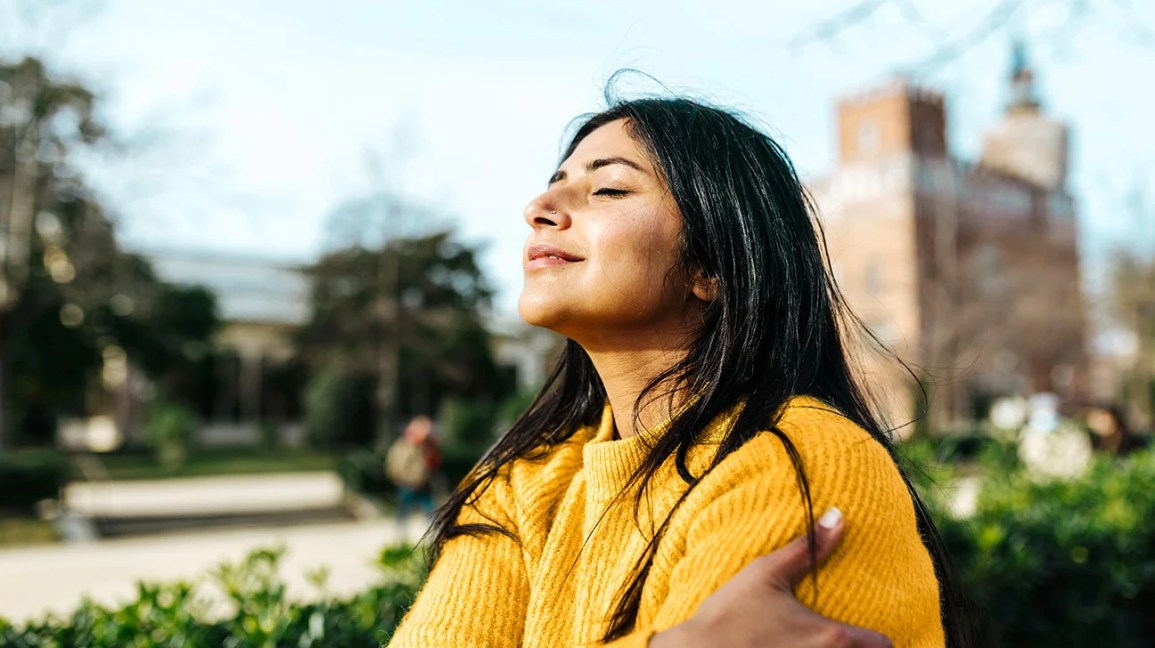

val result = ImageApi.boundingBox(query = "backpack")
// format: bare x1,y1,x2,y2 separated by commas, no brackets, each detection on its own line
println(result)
386,439,430,488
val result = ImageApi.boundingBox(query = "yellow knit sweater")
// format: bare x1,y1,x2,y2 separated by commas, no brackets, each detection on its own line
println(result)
388,397,945,647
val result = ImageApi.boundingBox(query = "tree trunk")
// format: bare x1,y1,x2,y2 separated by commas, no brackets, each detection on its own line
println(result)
376,295,399,449
0,312,11,451
0,127,42,452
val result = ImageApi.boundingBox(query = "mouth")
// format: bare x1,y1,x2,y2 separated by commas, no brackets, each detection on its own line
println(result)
525,243,585,271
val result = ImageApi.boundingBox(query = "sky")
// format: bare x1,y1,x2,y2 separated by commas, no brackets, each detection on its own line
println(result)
3,0,1153,314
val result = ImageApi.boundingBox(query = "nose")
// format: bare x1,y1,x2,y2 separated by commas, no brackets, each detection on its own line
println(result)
524,192,571,230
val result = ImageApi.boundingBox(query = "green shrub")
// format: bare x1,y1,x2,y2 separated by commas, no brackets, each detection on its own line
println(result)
338,448,395,498
931,447,1155,646
0,449,69,513
435,397,496,489
496,388,540,429
436,397,497,450
0,544,426,647
303,366,375,449
11,439,1155,646
258,421,279,449
440,444,484,489
145,400,198,472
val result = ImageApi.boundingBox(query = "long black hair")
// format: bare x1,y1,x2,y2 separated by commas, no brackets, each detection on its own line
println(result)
426,91,977,646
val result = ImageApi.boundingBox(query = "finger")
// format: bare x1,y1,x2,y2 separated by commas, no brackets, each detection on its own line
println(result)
826,621,894,648
757,507,845,590
809,507,845,565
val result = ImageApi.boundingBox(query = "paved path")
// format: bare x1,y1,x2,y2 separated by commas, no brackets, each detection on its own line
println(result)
2,471,423,625
0,517,427,625
64,472,348,517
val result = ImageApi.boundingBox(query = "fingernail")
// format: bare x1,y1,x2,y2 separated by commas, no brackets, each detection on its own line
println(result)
818,507,842,530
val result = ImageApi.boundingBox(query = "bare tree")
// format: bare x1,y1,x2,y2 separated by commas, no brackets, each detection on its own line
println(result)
319,142,448,446
791,0,1155,75
1107,178,1155,424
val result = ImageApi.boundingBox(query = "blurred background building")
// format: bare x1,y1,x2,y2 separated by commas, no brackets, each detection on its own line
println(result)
142,250,309,446
811,45,1086,430
124,250,560,450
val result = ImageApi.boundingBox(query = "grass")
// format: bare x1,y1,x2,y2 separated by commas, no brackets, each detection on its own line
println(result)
0,516,57,547
97,447,338,481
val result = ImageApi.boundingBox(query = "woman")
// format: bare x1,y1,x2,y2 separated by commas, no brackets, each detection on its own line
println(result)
1086,404,1148,457
389,95,972,646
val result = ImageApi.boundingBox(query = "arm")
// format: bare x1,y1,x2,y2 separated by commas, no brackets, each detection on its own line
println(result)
602,510,891,648
387,472,529,647
606,434,944,647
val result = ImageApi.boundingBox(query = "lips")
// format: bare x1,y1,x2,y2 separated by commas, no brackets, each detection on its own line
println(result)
526,243,584,270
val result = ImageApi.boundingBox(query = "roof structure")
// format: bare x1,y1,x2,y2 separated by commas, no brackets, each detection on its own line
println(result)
139,249,310,326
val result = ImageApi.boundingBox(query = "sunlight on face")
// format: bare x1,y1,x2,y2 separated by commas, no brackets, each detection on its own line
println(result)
518,119,695,348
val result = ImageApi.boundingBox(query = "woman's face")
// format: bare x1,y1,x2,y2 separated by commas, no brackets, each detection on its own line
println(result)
518,119,697,345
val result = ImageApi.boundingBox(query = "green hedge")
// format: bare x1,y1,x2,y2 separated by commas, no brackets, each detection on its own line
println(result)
0,545,425,647
7,445,1155,645
0,450,69,513
337,449,396,498
440,445,485,487
930,448,1155,646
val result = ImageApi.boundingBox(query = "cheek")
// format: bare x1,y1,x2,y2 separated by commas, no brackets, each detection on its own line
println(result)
592,211,684,295
601,210,681,267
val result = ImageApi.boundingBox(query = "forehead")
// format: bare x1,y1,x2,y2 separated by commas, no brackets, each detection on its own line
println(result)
565,119,652,169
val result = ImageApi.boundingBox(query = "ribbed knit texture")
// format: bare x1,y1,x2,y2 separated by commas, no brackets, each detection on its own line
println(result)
388,397,945,647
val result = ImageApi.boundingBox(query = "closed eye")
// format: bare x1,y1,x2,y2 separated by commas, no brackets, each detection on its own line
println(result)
593,188,630,198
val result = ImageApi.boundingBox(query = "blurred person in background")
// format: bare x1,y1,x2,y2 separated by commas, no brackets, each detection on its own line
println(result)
385,415,442,523
390,91,974,647
1085,404,1149,458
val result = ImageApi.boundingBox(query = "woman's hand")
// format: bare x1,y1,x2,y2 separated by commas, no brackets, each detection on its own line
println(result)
649,509,893,648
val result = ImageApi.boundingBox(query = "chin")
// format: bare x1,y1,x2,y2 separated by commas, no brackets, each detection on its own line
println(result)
517,291,561,330
521,288,594,338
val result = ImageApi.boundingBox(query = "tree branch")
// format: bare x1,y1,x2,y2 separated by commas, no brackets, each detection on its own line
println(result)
911,0,1024,74
788,0,888,50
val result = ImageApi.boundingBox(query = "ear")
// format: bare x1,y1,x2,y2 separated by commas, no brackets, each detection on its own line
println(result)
690,270,719,303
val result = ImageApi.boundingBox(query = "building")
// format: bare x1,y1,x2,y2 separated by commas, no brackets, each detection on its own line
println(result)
144,249,310,445
143,249,561,445
809,46,1086,428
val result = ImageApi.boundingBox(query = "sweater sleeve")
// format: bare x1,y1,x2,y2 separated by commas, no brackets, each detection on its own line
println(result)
606,422,945,647
387,471,529,647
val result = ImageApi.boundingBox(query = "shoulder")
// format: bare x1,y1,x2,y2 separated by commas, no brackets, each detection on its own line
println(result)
679,395,919,554
674,398,944,642
699,396,898,493
773,395,886,457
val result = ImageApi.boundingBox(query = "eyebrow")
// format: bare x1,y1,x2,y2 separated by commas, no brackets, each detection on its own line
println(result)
548,156,648,185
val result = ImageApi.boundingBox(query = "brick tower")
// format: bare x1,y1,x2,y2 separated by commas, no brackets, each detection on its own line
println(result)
810,51,1086,431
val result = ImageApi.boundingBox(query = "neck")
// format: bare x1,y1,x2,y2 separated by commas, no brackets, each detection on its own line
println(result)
581,333,691,440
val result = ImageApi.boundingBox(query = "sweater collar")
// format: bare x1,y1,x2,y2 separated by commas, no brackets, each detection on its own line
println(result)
586,398,740,446
581,400,741,502
579,395,834,496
